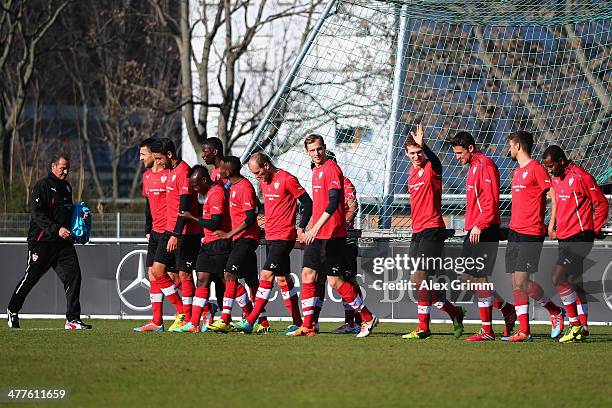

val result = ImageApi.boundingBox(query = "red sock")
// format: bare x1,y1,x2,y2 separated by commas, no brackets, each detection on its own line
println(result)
301,282,318,328
527,281,562,315
280,280,302,326
250,284,269,325
512,289,530,335
180,276,195,321
431,290,459,318
235,283,253,315
575,292,588,328
493,292,515,318
246,280,273,325
190,287,209,326
556,283,579,326
156,274,183,313
221,281,237,324
337,281,373,322
150,280,164,326
476,290,493,334
417,288,431,331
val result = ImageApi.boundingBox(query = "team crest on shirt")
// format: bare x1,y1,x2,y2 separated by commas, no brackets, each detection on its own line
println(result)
472,166,477,174
418,169,424,178
318,172,323,179
569,177,574,186
171,174,176,182
274,180,280,190
32,253,38,262
522,171,528,179
232,190,237,198
161,175,167,183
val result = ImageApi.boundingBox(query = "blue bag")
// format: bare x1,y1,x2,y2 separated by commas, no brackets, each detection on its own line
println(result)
71,202,92,244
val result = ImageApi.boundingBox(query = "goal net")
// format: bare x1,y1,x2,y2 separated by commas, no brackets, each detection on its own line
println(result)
241,0,612,234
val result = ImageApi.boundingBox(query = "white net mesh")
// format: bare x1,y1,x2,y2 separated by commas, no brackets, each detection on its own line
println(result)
244,0,612,233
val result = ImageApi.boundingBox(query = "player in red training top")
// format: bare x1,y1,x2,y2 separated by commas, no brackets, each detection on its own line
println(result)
231,152,313,334
402,125,465,340
133,138,171,332
149,139,201,331
308,151,365,334
542,145,609,343
201,137,228,188
290,134,377,338
449,131,516,342
176,165,231,332
207,156,270,332
503,131,565,343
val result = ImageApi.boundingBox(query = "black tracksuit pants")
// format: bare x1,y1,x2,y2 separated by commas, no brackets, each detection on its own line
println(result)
8,241,82,321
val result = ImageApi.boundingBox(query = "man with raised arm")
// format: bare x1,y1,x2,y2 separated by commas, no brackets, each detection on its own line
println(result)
402,124,465,340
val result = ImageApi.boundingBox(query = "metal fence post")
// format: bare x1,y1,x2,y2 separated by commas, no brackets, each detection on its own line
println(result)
116,212,121,241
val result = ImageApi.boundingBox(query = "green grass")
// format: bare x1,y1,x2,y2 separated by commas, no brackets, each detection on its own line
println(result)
1,320,612,407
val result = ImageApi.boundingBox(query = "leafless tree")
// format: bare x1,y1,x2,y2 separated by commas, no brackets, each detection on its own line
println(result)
1,0,70,177
58,1,181,200
149,0,324,155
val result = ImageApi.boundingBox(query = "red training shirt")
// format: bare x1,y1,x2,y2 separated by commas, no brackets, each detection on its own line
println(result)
408,160,445,233
465,151,501,231
211,166,229,189
509,160,551,236
142,168,169,234
201,184,231,244
260,169,305,241
311,159,347,239
165,161,200,235
228,177,260,241
344,176,358,230
552,162,609,239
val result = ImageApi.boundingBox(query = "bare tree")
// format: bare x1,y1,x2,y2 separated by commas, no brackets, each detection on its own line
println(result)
57,0,181,200
150,0,324,155
0,0,70,176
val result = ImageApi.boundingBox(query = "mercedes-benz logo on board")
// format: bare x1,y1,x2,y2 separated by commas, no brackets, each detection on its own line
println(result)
116,250,151,312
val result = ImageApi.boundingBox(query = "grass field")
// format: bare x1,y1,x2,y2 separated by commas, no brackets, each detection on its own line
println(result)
1,320,612,407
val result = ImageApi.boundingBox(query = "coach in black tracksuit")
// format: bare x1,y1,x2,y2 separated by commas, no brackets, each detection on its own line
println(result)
7,154,91,330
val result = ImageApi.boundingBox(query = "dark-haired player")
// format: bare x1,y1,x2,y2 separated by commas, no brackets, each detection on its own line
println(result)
449,131,515,341
133,138,172,332
542,145,608,343
232,152,313,334
207,156,269,332
504,131,564,342
178,165,231,332
149,139,200,331
201,137,228,188
402,124,465,340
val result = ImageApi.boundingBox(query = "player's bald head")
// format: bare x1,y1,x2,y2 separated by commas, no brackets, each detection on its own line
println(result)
248,152,272,168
